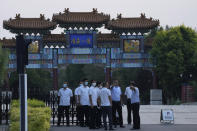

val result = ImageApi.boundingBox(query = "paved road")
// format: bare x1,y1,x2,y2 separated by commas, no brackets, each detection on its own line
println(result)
50,124,197,131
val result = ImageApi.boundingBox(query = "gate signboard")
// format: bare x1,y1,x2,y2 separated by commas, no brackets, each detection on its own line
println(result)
70,34,93,48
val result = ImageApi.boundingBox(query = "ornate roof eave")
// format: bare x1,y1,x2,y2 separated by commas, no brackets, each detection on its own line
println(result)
43,34,67,44
3,14,57,35
0,38,16,48
53,8,110,29
106,13,159,35
4,29,53,35
58,23,104,30
110,28,151,35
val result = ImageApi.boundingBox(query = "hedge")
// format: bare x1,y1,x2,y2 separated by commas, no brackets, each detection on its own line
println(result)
9,99,51,131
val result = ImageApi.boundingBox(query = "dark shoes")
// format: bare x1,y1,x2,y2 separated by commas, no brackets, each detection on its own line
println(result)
130,128,140,130
109,128,114,130
120,125,125,128
105,126,114,130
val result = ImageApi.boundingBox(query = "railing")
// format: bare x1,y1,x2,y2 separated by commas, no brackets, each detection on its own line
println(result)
48,90,78,125
1,90,117,126
0,91,12,125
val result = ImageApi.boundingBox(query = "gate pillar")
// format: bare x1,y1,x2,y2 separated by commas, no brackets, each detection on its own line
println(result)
152,70,157,89
105,48,111,84
52,68,58,90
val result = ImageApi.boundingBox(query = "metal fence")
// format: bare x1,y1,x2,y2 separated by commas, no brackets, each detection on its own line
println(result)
0,90,119,126
0,91,12,125
0,90,78,126
49,90,78,125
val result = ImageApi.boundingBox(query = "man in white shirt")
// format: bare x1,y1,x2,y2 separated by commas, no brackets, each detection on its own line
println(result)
75,80,83,126
98,82,114,130
57,82,73,126
96,82,103,128
111,80,124,128
78,78,90,127
130,82,140,130
125,81,133,125
89,80,98,129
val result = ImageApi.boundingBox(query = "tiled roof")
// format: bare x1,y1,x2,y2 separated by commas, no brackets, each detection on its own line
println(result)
3,14,56,32
43,34,66,43
0,38,16,48
53,8,110,26
107,13,159,30
97,33,120,42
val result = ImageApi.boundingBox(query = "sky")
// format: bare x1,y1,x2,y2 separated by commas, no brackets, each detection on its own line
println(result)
0,0,197,39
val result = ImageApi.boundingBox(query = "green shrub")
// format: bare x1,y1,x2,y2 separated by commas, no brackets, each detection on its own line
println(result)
9,99,51,131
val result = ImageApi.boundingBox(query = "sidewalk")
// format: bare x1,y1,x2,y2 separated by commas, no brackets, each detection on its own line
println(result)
50,124,197,131
127,105,197,124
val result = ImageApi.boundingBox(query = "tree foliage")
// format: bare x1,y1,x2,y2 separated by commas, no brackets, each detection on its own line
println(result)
9,69,52,99
0,44,9,87
150,25,197,103
58,64,105,89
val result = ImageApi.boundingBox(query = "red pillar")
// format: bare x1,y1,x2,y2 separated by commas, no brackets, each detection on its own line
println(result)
105,67,111,85
152,70,157,89
53,68,58,90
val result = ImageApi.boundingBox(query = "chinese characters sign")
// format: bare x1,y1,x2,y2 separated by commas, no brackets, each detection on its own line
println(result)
70,34,93,48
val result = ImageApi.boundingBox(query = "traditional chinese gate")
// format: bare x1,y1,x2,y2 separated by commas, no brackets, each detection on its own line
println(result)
1,8,159,125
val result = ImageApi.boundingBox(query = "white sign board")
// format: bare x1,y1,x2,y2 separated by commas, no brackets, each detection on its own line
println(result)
160,109,174,123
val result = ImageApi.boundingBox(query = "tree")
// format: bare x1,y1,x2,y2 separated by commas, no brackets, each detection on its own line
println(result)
9,69,53,99
82,64,105,82
58,64,85,89
0,43,9,88
150,25,197,103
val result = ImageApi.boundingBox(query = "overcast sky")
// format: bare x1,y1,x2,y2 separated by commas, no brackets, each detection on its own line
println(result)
0,0,197,39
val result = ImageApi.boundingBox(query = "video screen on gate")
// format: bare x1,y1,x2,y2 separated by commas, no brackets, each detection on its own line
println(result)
123,39,140,53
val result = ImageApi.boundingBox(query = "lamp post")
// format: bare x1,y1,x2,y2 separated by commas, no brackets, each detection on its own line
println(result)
16,35,31,131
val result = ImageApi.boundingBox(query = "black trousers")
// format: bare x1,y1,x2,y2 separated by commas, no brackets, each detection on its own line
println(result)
131,103,140,129
96,107,102,127
112,101,123,126
58,106,70,125
89,106,97,128
76,106,81,125
79,105,89,126
127,99,132,124
102,106,113,128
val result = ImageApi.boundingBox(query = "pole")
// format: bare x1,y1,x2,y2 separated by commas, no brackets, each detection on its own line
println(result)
105,48,111,84
16,35,29,131
19,74,28,131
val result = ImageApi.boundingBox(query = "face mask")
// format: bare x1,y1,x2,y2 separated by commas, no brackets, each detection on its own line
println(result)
80,83,83,86
84,82,88,86
63,84,67,88
99,86,102,89
92,83,96,87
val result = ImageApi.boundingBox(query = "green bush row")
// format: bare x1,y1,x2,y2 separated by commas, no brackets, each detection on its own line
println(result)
10,99,51,131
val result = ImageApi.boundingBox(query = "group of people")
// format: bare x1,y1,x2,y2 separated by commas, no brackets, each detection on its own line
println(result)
57,79,140,130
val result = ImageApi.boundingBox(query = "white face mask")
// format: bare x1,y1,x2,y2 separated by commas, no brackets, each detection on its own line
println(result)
63,84,67,88
84,82,88,86
92,83,96,87
99,86,102,89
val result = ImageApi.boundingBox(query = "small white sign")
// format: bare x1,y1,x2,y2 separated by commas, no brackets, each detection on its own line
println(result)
161,109,174,123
